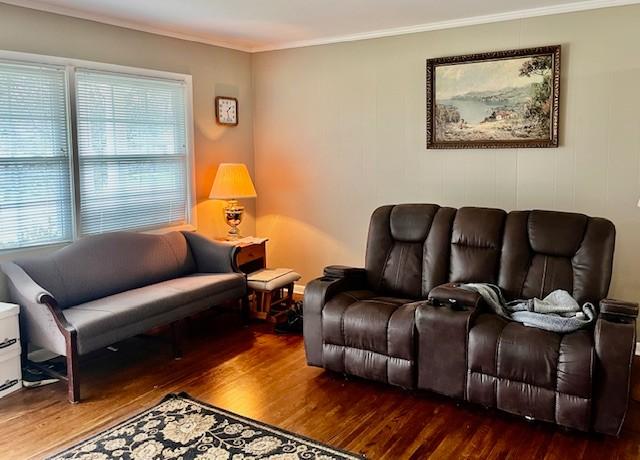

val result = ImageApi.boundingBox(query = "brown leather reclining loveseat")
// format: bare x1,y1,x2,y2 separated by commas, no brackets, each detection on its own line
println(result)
303,204,638,435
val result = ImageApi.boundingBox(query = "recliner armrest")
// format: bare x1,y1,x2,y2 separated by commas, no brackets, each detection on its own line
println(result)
593,302,637,436
428,282,483,309
323,265,366,282
600,298,638,320
303,269,367,367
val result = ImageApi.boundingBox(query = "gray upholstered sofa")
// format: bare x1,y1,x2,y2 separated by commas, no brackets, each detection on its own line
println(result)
1,231,247,402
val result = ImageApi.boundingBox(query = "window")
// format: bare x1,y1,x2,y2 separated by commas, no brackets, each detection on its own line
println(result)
0,53,193,251
0,61,73,250
75,70,189,235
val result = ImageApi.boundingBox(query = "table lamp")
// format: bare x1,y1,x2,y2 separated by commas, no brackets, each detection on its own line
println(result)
209,163,257,240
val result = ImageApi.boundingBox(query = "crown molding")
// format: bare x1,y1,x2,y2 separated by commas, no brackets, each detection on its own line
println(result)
251,0,640,52
3,0,639,54
0,0,254,52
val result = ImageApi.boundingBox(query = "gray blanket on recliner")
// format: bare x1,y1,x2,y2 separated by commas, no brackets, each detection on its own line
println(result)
459,283,596,333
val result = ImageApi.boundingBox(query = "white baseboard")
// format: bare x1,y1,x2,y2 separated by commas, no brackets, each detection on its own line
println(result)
636,342,640,356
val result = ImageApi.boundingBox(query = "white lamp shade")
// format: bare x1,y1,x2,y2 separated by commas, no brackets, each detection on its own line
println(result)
209,163,257,200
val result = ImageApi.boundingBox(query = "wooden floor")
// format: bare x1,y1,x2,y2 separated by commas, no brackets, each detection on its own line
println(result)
1,311,639,460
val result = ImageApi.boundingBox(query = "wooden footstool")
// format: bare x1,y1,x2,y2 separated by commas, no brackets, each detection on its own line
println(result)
247,268,301,322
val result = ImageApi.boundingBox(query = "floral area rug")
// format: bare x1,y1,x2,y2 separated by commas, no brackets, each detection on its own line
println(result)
48,393,363,460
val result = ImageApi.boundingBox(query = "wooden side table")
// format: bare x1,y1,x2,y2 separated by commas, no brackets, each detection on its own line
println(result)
216,238,268,320
235,241,266,274
215,238,267,274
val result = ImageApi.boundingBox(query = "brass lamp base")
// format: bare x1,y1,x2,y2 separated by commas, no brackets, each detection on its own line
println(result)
223,199,244,240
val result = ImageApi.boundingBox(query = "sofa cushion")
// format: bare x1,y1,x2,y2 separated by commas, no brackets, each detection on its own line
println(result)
64,272,244,353
16,231,196,308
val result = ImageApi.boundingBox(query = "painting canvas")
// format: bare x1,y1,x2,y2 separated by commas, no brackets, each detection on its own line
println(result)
426,46,560,149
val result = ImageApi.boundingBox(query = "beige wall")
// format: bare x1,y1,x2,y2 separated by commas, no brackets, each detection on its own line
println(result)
252,5,640,315
0,2,256,243
0,3,255,300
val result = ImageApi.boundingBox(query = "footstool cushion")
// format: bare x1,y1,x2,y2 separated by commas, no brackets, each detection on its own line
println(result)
247,268,301,291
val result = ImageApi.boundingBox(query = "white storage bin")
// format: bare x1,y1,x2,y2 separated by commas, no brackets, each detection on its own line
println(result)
0,348,21,398
0,303,21,398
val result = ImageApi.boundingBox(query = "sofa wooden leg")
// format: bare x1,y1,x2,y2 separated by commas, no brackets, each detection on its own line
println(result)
170,322,182,360
19,320,29,368
66,334,80,403
241,295,251,324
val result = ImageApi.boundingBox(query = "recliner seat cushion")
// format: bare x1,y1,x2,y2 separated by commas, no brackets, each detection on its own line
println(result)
467,314,594,431
64,272,244,354
321,290,417,388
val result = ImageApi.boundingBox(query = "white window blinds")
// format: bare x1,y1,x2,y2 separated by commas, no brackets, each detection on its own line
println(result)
75,70,189,235
0,61,72,250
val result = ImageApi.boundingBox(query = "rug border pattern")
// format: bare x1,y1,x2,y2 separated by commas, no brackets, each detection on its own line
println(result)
47,392,364,460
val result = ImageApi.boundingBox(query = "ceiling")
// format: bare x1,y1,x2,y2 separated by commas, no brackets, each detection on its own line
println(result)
3,0,638,52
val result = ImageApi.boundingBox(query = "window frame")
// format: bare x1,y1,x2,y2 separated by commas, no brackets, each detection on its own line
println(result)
0,50,197,253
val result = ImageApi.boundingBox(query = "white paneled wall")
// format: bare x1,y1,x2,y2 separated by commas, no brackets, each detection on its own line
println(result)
253,5,640,332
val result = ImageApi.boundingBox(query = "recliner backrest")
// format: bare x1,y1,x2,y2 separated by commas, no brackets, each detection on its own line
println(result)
365,204,615,304
365,204,455,299
498,210,615,305
449,207,506,284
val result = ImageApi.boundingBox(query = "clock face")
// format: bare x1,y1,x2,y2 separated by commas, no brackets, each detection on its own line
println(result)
216,97,238,125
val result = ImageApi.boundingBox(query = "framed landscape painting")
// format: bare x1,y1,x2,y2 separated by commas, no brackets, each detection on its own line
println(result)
426,45,561,149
